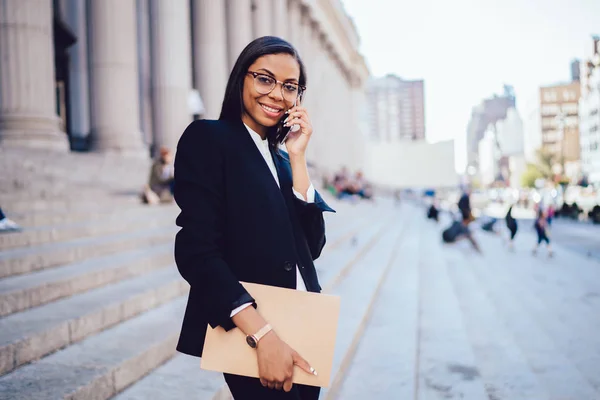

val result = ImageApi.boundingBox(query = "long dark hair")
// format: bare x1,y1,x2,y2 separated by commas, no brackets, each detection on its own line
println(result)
219,36,306,148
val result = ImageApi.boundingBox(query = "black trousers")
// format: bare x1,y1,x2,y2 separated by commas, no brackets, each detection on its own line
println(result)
224,374,320,400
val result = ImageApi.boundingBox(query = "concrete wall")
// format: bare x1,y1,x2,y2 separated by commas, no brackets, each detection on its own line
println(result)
364,139,457,189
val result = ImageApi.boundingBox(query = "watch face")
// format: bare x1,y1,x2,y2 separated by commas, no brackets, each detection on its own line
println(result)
246,335,257,348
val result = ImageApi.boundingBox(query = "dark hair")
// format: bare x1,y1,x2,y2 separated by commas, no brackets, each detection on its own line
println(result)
219,36,306,148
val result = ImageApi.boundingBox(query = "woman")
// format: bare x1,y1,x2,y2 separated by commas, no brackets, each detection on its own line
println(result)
173,36,334,400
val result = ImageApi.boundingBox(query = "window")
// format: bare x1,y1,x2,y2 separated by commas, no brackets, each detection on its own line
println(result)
543,90,557,102
541,104,559,115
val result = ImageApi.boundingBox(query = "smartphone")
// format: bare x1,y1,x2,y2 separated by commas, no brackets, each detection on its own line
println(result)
279,95,302,144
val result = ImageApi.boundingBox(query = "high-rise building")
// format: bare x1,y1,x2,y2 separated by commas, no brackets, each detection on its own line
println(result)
465,85,516,170
539,81,581,176
366,75,425,141
579,36,600,184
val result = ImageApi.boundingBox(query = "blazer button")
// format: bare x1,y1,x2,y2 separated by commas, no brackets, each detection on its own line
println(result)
283,261,293,272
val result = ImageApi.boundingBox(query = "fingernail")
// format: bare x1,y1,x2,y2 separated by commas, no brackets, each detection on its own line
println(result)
285,110,290,114
310,367,318,376
283,117,289,124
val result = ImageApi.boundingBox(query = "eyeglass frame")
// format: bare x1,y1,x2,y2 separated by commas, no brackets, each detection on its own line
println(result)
246,71,306,101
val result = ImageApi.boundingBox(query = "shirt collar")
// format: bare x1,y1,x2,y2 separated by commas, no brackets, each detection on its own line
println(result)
243,123,268,148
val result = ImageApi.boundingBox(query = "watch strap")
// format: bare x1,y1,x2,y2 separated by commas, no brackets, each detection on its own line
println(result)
253,324,273,342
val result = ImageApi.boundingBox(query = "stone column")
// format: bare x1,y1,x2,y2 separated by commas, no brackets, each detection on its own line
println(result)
87,0,146,155
300,13,314,75
272,0,288,40
225,0,253,69
192,0,229,119
0,0,69,150
149,0,193,152
287,0,302,52
65,0,91,149
136,0,154,149
252,0,273,38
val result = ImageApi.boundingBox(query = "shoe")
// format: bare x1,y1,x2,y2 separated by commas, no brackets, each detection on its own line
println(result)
0,218,21,232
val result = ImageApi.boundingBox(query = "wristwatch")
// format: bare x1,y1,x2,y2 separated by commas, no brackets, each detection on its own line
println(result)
246,324,273,349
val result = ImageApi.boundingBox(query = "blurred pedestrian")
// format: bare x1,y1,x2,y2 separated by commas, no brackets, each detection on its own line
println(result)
533,209,553,257
458,188,473,224
481,217,497,233
173,36,333,400
546,204,555,226
427,201,439,222
0,207,21,232
442,218,482,253
505,205,518,250
142,146,175,204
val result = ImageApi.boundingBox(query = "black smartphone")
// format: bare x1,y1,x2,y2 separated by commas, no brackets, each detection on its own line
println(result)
279,94,302,144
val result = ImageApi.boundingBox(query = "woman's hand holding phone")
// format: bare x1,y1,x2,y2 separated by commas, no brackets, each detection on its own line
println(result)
282,98,313,157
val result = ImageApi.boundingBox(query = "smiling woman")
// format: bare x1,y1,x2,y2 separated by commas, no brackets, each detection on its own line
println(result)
173,36,334,400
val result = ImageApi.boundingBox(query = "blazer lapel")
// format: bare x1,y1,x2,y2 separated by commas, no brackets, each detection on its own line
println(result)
270,146,295,207
230,120,286,200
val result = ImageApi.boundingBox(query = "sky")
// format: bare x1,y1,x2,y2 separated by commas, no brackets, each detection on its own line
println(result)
341,0,600,172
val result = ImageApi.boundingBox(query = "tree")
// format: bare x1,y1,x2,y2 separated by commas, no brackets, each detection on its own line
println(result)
535,148,557,179
521,163,544,188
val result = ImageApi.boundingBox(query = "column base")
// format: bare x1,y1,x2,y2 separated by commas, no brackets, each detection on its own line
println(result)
0,114,69,152
90,132,150,158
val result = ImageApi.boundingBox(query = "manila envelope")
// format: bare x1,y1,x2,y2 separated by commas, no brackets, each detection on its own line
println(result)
200,282,341,387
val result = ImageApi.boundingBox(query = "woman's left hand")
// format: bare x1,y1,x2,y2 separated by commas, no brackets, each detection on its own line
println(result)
283,99,312,157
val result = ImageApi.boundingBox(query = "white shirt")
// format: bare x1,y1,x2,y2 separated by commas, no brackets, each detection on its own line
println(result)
230,124,315,317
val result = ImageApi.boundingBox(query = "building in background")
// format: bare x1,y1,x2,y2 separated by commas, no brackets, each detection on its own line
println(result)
0,0,368,173
466,85,516,173
539,81,581,178
476,108,525,188
579,36,600,184
366,74,425,141
522,93,542,163
571,59,581,82
478,130,497,187
496,108,526,188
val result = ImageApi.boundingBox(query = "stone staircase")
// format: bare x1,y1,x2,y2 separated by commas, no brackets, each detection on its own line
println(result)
2,149,600,400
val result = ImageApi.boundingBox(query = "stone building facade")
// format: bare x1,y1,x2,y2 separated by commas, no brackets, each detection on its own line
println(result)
0,0,369,171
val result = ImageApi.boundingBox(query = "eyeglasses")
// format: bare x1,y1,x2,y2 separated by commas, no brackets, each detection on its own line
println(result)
247,71,305,103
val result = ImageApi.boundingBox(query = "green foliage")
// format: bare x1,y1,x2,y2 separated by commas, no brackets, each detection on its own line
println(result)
521,163,544,188
535,148,557,179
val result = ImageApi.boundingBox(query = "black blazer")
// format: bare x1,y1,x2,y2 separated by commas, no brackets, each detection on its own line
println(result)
173,119,335,357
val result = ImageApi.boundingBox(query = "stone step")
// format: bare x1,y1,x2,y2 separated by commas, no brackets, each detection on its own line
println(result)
319,211,409,399
0,224,177,279
2,195,142,214
0,204,350,280
7,203,172,228
474,232,600,395
0,242,173,317
112,355,225,400
467,234,600,399
0,267,187,376
0,206,177,250
0,202,384,399
316,219,391,290
114,207,400,400
443,245,548,399
413,218,489,400
0,297,186,400
333,213,422,399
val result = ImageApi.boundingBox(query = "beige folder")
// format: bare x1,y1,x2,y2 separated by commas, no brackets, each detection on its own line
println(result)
200,282,341,387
